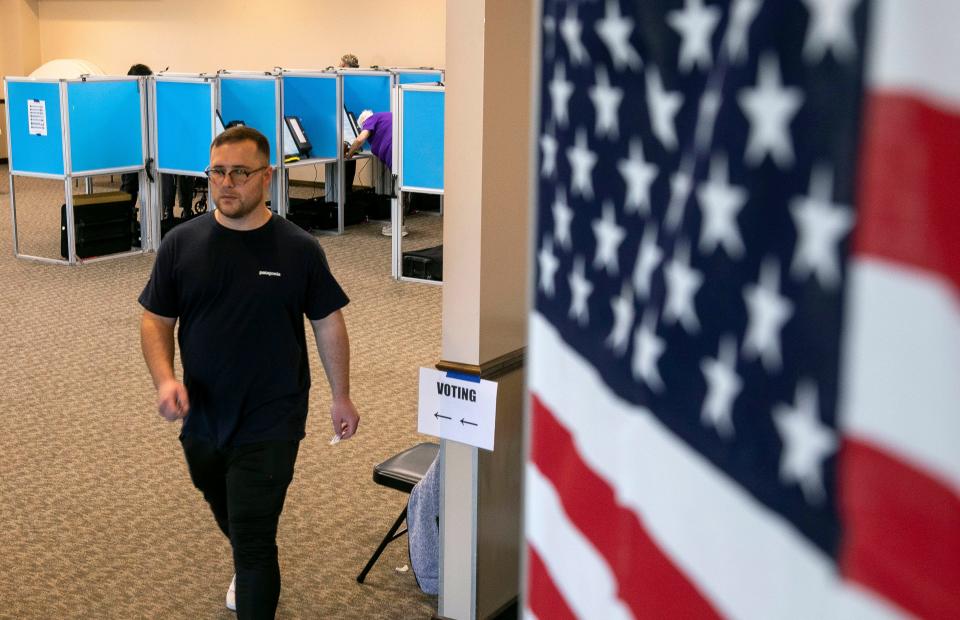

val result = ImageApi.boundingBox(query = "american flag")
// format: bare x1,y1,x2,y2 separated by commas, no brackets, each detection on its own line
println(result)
524,1,959,618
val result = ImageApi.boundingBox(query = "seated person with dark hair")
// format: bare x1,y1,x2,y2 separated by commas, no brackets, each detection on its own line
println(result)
120,63,196,226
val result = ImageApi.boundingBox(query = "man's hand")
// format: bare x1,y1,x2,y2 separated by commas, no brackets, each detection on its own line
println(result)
156,378,190,421
331,396,360,439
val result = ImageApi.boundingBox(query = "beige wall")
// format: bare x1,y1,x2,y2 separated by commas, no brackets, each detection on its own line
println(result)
0,0,41,80
442,0,532,366
440,0,534,617
478,0,532,362
441,0,485,365
1,0,40,160
36,0,444,74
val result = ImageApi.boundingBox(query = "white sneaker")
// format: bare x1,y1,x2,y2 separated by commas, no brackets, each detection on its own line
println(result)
226,573,237,611
381,224,408,237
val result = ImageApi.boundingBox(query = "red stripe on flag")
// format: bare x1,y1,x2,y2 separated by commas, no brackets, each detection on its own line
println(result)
530,394,722,619
526,545,577,620
856,92,960,293
839,437,960,619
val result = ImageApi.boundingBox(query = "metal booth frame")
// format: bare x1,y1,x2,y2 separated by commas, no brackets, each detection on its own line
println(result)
5,75,151,265
392,81,446,284
148,73,218,252
277,69,344,232
216,70,284,217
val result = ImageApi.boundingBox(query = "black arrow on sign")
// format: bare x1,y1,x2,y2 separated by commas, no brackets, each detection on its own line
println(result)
434,412,452,421
460,418,478,427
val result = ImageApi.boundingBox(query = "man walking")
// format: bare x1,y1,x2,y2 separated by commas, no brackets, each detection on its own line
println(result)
139,126,359,618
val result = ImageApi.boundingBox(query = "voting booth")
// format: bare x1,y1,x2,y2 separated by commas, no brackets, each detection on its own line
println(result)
393,68,444,86
4,76,148,264
394,83,445,283
334,69,394,229
217,71,284,215
148,74,217,250
4,67,446,270
278,70,345,230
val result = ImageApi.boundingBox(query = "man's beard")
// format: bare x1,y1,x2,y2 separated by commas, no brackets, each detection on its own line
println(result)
214,185,264,220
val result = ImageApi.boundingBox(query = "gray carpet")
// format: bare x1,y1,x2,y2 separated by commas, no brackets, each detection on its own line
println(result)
0,167,444,619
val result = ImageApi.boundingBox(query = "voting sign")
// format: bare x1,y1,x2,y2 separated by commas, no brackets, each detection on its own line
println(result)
418,368,498,451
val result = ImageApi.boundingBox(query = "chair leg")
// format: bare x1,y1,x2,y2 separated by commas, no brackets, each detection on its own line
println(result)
357,506,409,583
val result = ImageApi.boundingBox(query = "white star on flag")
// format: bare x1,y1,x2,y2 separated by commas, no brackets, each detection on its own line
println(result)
542,15,556,59
592,201,627,275
568,256,594,326
633,224,663,300
773,380,838,504
694,87,722,152
790,165,854,289
540,130,558,177
724,0,762,63
589,66,624,139
663,239,704,333
697,153,747,259
666,0,722,72
560,5,590,66
646,67,684,150
738,52,804,168
800,0,859,64
537,235,560,297
552,187,574,250
665,157,694,231
596,0,642,71
700,335,743,438
632,310,666,392
742,257,794,372
617,139,659,214
605,283,635,355
549,62,574,128
567,128,598,199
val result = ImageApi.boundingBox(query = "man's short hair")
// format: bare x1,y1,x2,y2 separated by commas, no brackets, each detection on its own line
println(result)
211,126,271,164
340,54,359,68
127,63,153,76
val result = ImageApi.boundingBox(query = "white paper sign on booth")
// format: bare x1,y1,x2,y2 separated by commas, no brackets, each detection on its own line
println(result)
418,368,498,451
28,99,47,136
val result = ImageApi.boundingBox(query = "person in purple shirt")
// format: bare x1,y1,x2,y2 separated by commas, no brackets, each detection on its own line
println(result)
346,109,392,169
346,110,407,236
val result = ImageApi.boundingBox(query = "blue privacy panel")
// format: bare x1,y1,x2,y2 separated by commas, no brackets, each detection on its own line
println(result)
397,72,442,85
220,78,278,166
402,90,444,191
343,74,391,116
68,80,143,173
6,81,65,176
156,81,213,173
282,76,337,159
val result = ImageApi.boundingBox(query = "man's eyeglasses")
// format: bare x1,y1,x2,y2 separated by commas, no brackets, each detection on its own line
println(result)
204,166,268,185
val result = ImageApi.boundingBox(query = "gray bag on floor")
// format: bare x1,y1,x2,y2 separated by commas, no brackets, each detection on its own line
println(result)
407,454,440,595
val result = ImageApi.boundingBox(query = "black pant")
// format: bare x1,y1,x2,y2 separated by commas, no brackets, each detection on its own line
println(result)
121,173,194,218
181,436,300,619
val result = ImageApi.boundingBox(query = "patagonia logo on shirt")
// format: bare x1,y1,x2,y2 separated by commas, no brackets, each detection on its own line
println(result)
258,270,282,278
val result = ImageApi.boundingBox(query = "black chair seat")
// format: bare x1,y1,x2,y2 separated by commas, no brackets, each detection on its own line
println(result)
373,442,441,492
358,441,440,584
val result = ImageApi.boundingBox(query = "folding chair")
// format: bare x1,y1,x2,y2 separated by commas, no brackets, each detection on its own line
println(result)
357,442,440,583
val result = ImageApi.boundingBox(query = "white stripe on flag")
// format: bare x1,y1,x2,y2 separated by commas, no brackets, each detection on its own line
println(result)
525,462,633,620
839,259,960,493
529,313,904,619
522,608,539,620
867,0,960,108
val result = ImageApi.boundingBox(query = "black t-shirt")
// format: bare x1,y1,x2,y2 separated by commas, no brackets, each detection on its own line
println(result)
139,213,349,447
